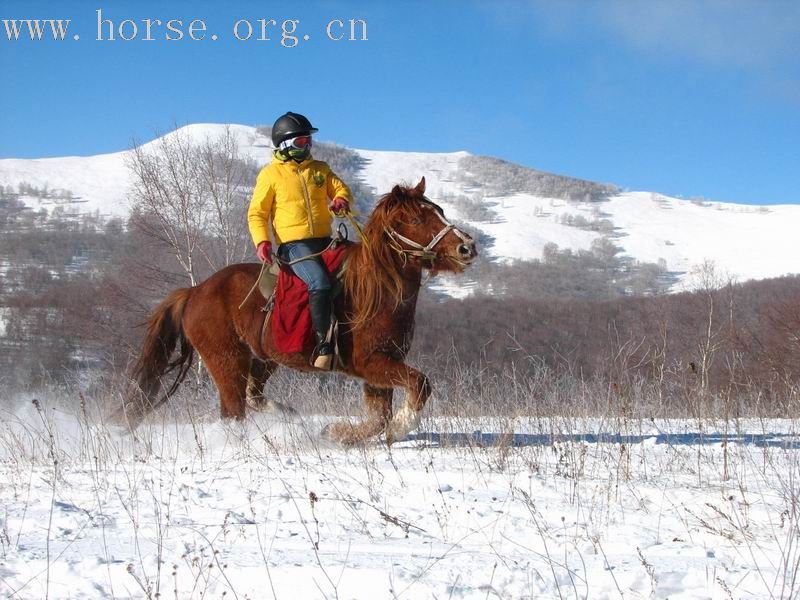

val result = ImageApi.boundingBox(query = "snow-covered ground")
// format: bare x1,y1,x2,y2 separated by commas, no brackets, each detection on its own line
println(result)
2,123,799,290
1,403,798,599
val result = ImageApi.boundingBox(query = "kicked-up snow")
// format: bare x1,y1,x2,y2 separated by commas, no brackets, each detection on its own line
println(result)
0,402,798,599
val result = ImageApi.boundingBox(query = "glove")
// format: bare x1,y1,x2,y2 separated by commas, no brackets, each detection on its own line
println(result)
256,241,273,264
330,197,350,215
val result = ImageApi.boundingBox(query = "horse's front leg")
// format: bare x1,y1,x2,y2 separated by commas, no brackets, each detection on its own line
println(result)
324,383,393,446
361,353,432,445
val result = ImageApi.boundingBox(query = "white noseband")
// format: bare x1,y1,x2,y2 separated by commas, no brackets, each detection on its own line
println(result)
385,204,471,261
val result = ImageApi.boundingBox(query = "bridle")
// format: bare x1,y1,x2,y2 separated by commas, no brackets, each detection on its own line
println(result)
385,202,472,263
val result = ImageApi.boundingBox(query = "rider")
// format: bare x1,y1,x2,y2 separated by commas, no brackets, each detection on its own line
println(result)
248,111,352,370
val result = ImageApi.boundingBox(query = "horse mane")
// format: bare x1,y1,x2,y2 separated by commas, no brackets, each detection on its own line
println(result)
344,184,430,330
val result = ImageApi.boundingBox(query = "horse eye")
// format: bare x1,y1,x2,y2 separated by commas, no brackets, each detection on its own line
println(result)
411,216,423,225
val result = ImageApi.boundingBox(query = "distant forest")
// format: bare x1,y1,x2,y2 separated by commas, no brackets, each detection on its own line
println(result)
457,155,619,202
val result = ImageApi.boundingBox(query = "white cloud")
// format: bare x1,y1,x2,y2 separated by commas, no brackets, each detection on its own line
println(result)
506,0,800,73
593,0,800,70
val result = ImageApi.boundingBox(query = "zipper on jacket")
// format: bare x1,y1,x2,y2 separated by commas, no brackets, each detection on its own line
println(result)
296,167,315,232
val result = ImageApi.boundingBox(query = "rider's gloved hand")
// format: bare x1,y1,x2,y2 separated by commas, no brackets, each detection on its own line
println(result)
330,197,350,215
256,241,273,264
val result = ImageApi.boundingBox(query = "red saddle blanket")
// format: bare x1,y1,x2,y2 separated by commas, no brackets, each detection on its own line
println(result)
271,242,351,354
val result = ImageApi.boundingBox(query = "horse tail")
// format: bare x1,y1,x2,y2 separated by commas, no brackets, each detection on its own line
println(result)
120,288,195,427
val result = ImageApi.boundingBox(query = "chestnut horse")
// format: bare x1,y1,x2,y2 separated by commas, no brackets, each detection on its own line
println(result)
124,178,477,445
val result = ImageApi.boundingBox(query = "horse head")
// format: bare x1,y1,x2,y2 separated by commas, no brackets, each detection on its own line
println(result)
344,178,477,330
375,177,478,272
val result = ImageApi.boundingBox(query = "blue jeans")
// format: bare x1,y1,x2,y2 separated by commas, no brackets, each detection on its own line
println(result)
278,237,332,292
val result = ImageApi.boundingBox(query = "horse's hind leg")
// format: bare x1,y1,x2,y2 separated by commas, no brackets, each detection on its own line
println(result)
246,359,297,416
197,341,251,419
324,384,393,446
245,358,277,409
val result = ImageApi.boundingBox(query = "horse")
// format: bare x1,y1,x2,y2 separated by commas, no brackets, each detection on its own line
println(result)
123,177,477,445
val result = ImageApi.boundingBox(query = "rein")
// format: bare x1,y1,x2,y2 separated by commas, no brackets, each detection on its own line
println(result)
238,222,357,311
342,212,371,253
239,201,465,310
274,235,340,268
238,234,340,310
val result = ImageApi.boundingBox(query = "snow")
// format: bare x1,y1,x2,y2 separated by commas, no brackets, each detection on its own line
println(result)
356,148,470,201
150,123,273,165
0,124,272,218
426,274,479,300
470,194,601,263
1,405,798,599
1,123,798,291
601,192,800,287
0,151,132,217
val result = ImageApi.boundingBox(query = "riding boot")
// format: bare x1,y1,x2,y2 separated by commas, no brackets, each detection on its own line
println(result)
308,289,334,370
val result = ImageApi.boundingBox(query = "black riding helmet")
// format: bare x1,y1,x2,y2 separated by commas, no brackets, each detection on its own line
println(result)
271,112,319,147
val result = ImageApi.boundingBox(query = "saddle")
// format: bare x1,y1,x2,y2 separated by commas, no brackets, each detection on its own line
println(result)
257,262,281,300
258,242,351,355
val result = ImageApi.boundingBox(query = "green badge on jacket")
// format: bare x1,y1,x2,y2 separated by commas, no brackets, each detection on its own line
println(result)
313,173,325,188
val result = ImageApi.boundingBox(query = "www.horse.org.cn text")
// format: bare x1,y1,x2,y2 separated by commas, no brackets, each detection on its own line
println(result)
1,9,369,47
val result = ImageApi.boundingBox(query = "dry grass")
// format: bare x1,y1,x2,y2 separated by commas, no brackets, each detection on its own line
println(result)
0,358,799,599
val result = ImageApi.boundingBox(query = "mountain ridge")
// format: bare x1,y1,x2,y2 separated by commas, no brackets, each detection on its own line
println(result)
1,123,798,294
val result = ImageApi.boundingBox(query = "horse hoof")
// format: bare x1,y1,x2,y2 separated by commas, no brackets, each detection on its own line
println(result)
320,422,334,439
248,397,297,416
320,422,361,447
320,422,347,444
384,405,421,445
246,396,270,411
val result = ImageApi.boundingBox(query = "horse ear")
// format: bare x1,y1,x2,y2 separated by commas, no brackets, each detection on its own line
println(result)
414,177,426,196
391,184,403,198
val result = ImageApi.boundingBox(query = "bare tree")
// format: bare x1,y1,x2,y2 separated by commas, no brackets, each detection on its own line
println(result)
196,127,258,269
127,127,207,286
688,259,734,391
126,125,257,286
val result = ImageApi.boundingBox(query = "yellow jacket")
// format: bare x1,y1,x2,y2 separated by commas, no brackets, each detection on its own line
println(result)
247,153,353,246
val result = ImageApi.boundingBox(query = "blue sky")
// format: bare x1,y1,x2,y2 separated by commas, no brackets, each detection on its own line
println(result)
1,0,798,204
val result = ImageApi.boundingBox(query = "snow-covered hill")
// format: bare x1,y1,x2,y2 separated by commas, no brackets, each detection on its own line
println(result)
1,123,798,291
0,124,272,217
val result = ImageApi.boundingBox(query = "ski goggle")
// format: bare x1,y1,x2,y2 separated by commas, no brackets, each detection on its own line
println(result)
280,135,312,150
